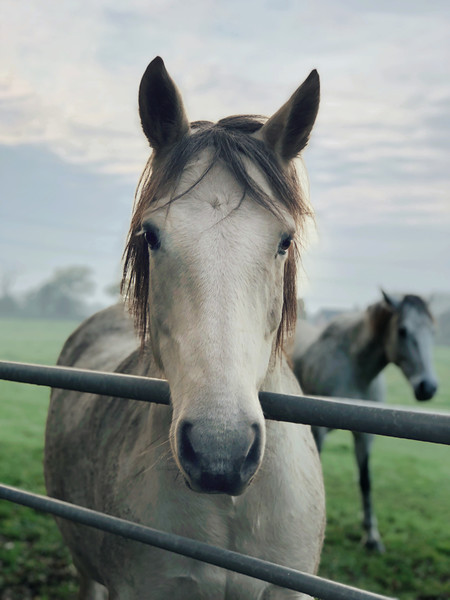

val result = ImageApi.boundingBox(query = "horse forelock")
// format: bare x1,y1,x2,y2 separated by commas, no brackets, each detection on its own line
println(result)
368,295,434,338
399,295,434,322
122,115,311,353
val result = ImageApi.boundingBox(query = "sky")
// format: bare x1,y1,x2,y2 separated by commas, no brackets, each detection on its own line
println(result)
1,0,449,314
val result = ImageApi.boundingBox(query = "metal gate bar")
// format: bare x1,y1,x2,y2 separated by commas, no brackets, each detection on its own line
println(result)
1,360,449,445
0,484,395,600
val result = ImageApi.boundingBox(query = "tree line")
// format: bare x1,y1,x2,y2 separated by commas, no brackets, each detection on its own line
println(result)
0,266,117,320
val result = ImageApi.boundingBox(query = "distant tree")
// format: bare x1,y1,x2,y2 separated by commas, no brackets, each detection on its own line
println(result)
0,294,18,317
23,266,95,319
436,309,450,347
0,270,20,316
297,297,307,320
104,281,121,300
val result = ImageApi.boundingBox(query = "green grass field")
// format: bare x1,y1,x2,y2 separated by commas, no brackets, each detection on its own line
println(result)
0,318,449,599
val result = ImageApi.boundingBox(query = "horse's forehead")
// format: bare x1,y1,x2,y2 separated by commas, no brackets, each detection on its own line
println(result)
180,153,248,209
178,149,275,203
149,149,294,230
400,303,431,329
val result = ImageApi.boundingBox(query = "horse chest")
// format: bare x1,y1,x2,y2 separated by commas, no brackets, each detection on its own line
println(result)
97,423,321,598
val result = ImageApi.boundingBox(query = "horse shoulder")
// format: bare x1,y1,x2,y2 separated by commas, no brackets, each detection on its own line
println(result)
56,303,138,371
45,308,174,585
295,332,353,397
46,305,158,502
290,319,321,361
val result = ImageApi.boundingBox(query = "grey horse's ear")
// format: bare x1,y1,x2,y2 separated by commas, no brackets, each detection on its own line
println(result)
139,56,189,152
381,289,401,311
257,70,320,161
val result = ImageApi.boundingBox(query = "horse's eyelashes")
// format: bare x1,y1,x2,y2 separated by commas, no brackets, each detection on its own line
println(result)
278,235,292,256
144,225,161,251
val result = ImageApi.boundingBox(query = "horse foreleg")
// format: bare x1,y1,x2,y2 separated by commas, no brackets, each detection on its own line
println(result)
352,432,385,553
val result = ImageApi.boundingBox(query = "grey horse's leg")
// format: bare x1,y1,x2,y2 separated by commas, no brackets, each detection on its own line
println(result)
260,588,314,599
78,575,108,600
260,588,313,599
312,426,328,454
352,431,385,552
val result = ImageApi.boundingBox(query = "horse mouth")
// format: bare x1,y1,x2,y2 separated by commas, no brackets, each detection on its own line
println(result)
414,390,435,401
414,380,438,401
183,473,249,496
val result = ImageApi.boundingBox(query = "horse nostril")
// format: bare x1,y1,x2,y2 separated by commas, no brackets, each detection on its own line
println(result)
178,421,197,472
240,423,263,481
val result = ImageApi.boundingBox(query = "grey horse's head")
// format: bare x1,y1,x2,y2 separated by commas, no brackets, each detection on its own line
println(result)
382,291,438,401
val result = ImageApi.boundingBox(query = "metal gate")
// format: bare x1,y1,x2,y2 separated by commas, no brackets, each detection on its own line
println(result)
1,360,449,600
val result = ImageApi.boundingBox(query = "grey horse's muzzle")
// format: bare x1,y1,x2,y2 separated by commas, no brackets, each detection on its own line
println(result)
414,378,438,401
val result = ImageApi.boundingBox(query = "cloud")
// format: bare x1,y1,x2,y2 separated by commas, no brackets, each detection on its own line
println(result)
2,1,449,181
1,0,449,311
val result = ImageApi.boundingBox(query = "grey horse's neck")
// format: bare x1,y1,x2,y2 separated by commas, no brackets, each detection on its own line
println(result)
351,302,393,387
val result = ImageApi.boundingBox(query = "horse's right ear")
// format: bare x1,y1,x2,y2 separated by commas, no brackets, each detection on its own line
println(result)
257,69,320,162
139,57,189,152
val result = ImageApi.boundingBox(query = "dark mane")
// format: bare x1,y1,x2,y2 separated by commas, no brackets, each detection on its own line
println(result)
369,294,434,335
368,301,394,336
122,115,313,353
400,294,434,321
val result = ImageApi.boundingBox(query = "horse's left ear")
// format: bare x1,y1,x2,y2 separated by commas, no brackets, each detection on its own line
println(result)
139,56,189,152
381,289,401,311
257,70,320,162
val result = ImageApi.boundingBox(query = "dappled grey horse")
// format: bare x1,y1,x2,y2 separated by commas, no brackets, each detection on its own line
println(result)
292,291,438,552
45,57,325,599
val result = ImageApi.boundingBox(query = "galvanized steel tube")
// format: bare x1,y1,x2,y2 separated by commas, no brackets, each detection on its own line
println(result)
0,360,449,445
0,484,395,600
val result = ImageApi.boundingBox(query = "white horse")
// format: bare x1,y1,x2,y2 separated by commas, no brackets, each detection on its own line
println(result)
45,57,325,599
292,291,438,552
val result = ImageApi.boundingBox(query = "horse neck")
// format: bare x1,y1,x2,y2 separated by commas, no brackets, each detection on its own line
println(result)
261,346,289,392
351,303,392,385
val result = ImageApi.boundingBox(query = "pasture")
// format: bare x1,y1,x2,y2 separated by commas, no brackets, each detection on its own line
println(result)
0,317,449,600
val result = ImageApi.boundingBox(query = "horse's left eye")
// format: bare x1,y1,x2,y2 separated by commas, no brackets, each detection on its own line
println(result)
278,235,293,255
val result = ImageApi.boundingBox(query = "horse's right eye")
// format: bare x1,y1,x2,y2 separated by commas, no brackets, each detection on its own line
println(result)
143,225,161,250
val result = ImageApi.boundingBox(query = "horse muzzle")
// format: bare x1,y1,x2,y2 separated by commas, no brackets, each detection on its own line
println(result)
176,420,263,495
414,378,438,401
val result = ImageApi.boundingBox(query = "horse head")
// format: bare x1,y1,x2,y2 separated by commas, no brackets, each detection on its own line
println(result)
122,57,320,495
382,290,438,401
